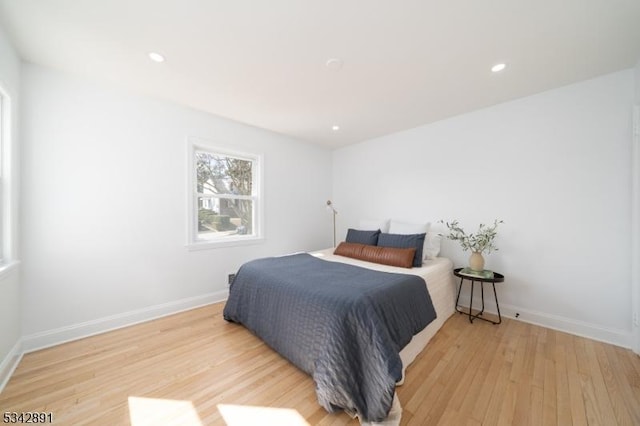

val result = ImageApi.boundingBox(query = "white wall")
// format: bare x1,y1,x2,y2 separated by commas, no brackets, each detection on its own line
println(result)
20,64,333,349
0,23,21,388
333,70,635,347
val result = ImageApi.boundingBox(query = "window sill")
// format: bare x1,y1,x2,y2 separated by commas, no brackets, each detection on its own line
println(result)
186,237,264,251
0,260,20,280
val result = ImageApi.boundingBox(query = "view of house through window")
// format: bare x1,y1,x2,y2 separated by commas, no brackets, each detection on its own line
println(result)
194,148,259,242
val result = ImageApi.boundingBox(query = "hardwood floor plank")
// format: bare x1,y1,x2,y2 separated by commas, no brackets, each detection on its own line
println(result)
542,358,557,426
510,327,537,426
595,343,634,426
554,332,571,426
415,321,488,423
481,320,523,425
580,373,605,426
1,303,639,426
604,345,640,425
469,319,518,423
565,335,588,426
529,385,544,426
455,322,507,422
583,339,619,424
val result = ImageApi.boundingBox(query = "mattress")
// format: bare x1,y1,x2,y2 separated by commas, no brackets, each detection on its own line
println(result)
311,248,456,382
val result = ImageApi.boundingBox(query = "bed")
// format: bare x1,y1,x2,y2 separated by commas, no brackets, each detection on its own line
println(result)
223,246,456,424
312,248,456,381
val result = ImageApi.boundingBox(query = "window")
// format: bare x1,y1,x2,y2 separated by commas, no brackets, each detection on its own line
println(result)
0,83,14,268
188,140,262,248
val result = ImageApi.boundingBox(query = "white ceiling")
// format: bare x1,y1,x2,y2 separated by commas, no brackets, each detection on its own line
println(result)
1,0,639,148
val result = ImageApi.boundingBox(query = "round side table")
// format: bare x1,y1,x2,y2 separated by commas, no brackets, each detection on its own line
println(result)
453,268,505,324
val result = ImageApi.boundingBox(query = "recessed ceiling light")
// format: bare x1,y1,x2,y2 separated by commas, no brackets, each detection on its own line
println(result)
148,52,165,63
326,58,343,70
491,63,506,73
332,125,340,131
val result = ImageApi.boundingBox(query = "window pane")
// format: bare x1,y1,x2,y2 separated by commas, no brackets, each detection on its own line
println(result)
198,197,253,240
196,151,252,196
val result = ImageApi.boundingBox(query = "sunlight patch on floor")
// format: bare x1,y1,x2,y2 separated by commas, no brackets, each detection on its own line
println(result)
217,404,310,426
128,396,202,426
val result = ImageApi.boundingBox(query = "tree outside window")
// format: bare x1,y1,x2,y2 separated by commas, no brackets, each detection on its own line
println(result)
192,146,260,244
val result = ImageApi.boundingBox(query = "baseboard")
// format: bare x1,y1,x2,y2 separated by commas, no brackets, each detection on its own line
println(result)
0,339,23,394
457,295,633,348
21,290,229,354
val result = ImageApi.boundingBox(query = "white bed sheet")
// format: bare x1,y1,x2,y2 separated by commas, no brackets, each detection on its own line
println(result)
311,248,456,382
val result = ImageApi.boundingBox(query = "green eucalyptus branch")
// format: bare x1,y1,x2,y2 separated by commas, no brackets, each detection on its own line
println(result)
439,219,503,254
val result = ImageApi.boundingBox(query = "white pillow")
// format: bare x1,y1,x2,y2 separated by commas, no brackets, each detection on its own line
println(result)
359,218,390,233
423,231,442,259
388,220,432,260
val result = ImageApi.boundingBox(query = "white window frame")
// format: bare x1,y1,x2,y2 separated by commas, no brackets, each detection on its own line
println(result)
0,89,3,262
186,137,264,250
0,82,18,276
632,105,640,354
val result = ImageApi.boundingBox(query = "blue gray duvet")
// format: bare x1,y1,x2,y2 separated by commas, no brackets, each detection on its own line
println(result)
223,253,436,422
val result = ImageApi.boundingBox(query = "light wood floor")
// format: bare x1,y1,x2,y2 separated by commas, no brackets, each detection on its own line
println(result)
1,303,639,425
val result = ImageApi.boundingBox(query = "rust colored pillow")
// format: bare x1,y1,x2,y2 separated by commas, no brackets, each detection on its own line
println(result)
333,242,416,268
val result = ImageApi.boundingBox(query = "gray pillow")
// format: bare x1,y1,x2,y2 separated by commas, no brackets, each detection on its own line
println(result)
377,232,426,267
345,228,381,246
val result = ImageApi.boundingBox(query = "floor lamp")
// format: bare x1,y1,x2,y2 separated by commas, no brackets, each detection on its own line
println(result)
326,200,338,247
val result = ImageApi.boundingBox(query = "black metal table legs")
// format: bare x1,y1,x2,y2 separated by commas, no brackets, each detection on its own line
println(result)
455,276,502,325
